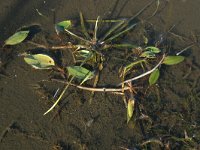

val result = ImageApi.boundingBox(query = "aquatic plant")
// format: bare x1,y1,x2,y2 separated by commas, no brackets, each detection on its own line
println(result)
3,1,185,125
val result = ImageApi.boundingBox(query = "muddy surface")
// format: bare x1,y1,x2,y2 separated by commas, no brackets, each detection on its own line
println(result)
0,0,200,150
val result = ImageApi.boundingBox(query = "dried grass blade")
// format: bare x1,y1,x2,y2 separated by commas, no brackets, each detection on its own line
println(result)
93,16,100,41
43,77,73,115
141,139,163,147
149,0,160,18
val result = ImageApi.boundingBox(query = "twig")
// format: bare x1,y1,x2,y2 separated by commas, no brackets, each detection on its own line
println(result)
27,41,75,50
50,45,74,50
176,44,195,56
50,79,130,92
141,138,164,147
0,121,16,142
17,131,49,143
27,41,47,49
0,73,10,78
118,54,165,86
149,0,160,18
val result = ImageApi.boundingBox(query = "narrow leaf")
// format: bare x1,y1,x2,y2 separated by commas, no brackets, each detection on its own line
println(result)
149,68,160,85
80,12,91,39
127,99,135,123
124,59,145,74
105,23,137,43
5,31,29,45
101,20,125,41
163,56,185,65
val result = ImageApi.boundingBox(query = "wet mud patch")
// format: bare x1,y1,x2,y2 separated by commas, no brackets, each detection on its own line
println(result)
0,0,200,150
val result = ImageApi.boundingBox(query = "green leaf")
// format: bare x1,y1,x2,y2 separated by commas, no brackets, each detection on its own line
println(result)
149,69,160,85
145,46,161,53
67,66,94,84
55,20,72,34
127,99,135,123
163,56,185,65
124,59,146,75
5,31,29,45
24,54,55,69
140,51,156,58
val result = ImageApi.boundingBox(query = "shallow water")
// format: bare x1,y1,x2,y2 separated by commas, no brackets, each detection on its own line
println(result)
0,0,200,149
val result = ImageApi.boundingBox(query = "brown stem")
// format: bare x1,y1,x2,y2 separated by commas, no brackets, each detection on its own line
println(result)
27,41,47,49
51,45,75,50
27,41,75,50
50,79,130,92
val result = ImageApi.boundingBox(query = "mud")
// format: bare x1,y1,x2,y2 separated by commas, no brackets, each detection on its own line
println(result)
0,0,200,150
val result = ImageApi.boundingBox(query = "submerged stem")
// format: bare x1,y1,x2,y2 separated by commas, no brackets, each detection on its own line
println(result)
80,12,91,40
65,29,91,44
102,0,156,43
101,20,125,41
104,23,137,43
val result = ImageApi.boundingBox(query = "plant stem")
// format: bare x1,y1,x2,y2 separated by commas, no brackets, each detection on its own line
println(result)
118,54,165,86
51,79,130,92
49,55,165,94
27,41,47,49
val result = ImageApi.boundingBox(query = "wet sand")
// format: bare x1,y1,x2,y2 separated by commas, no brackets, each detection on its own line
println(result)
0,0,200,149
